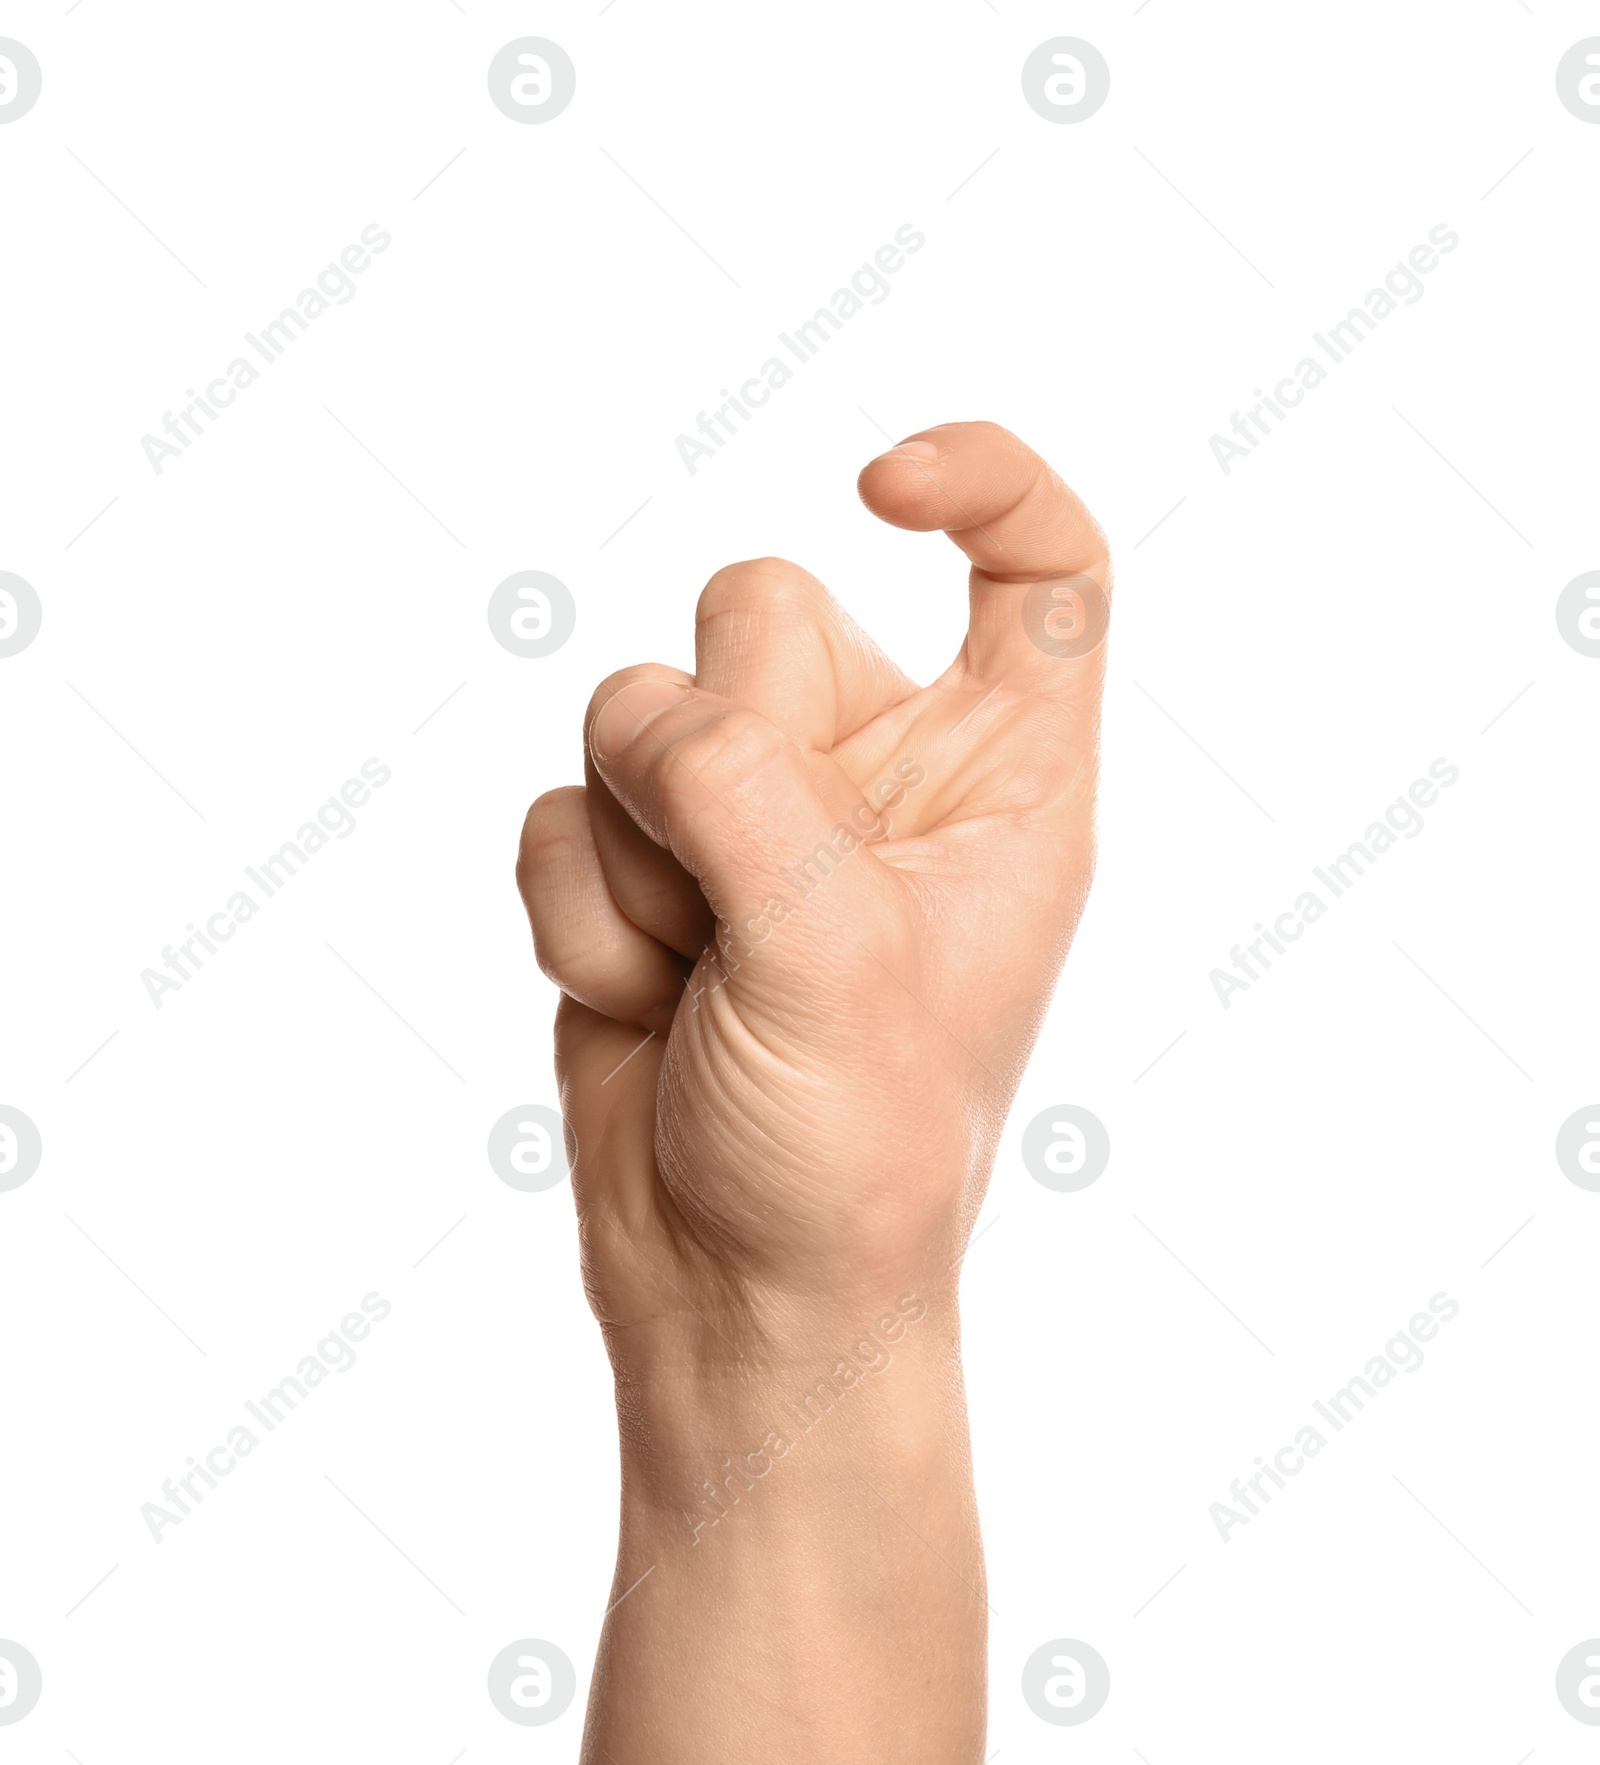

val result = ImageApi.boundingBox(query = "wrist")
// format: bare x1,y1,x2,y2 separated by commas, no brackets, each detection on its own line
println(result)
608,1282,967,1538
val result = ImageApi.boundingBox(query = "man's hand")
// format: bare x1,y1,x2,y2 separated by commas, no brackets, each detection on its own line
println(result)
517,421,1109,1764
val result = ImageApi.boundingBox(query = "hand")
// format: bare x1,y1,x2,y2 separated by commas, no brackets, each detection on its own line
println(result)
518,420,1109,1358
516,420,1110,1764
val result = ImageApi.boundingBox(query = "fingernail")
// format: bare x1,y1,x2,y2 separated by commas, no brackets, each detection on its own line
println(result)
886,438,940,462
590,679,687,760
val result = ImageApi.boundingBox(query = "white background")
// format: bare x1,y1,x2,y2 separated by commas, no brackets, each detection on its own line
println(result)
2,1,1597,1758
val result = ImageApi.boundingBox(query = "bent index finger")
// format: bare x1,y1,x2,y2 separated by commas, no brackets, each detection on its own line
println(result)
857,420,1110,686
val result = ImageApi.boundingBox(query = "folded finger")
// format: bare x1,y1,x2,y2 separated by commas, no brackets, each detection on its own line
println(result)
517,786,687,1033
585,676,897,957
693,555,913,753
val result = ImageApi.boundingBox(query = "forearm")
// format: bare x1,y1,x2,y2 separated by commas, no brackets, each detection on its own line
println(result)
580,1288,987,1764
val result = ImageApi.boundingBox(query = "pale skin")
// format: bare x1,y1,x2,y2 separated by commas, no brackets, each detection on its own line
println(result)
517,421,1110,1762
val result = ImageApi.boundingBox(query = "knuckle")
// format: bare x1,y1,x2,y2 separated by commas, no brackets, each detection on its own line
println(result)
516,787,586,892
532,918,606,992
968,418,1016,449
697,557,819,625
944,418,1024,465
667,708,787,803
535,917,675,1025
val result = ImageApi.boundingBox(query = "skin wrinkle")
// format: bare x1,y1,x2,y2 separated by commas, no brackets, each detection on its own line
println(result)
664,983,896,1219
